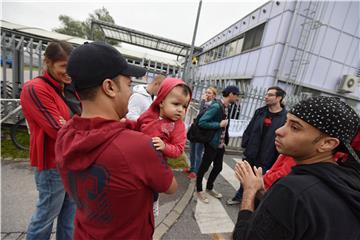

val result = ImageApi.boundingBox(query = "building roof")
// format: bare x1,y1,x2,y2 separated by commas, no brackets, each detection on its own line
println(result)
1,20,180,66
91,20,202,57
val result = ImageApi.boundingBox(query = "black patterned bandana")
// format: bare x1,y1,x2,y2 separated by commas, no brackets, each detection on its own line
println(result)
290,96,360,163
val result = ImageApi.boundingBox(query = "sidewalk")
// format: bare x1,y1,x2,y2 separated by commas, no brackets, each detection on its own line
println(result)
1,160,194,240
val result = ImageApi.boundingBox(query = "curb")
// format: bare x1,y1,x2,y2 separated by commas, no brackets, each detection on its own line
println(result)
153,180,195,240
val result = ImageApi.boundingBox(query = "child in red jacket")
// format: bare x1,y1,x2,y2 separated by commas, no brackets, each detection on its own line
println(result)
126,77,192,216
127,77,192,158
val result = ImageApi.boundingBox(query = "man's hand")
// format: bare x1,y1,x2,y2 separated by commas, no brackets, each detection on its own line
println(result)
235,160,264,193
152,137,165,151
235,160,264,211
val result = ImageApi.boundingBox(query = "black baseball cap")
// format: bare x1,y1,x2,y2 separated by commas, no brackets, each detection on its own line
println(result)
223,85,240,95
67,42,146,90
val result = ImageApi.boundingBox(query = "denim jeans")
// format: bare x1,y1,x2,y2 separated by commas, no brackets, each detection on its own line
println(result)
189,142,204,173
26,168,76,240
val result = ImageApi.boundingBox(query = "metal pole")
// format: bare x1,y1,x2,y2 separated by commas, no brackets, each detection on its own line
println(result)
184,0,202,84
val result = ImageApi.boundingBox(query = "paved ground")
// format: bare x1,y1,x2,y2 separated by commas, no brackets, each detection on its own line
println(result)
162,154,241,239
1,153,243,239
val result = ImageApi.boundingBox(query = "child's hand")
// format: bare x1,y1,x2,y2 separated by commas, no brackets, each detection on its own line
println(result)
59,117,66,126
152,137,165,151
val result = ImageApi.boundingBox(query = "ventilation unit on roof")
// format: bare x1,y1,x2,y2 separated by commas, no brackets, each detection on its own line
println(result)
337,75,359,93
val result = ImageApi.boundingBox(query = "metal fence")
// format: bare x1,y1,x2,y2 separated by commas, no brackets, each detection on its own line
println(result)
0,27,184,125
1,30,48,125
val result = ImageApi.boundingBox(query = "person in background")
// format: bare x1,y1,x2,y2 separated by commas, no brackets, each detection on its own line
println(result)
227,86,287,205
126,74,165,120
196,86,240,203
185,86,217,179
56,42,177,239
233,96,360,240
20,41,81,240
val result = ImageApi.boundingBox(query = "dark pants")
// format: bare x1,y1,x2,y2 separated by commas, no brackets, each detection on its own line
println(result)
196,144,225,192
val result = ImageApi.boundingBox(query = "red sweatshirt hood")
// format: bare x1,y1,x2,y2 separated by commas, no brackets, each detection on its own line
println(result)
55,116,126,171
137,78,192,123
151,77,192,111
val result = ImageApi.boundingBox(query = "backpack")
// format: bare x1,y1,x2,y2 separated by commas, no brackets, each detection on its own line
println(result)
187,100,224,143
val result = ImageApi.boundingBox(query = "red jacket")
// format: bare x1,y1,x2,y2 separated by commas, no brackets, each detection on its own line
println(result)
20,71,79,170
127,78,191,158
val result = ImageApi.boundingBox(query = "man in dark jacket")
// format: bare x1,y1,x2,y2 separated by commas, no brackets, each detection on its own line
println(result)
227,86,287,205
233,96,360,240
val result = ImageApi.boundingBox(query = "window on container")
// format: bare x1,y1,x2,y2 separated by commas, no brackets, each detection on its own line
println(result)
242,23,265,51
205,52,210,64
217,45,224,59
215,79,221,88
235,38,244,54
229,40,238,56
212,49,218,61
199,55,204,64
224,43,231,57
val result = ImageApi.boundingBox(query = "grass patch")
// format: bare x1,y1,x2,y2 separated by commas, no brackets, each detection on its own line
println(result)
167,152,189,169
1,127,29,159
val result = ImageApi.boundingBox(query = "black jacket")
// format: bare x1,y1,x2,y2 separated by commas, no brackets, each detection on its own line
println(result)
242,106,287,169
233,162,360,240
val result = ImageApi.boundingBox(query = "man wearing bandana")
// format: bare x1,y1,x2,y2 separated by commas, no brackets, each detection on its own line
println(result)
233,96,360,240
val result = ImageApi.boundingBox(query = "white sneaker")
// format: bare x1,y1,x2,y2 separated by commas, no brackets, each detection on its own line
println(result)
206,189,223,199
153,200,159,217
226,198,241,205
196,191,209,204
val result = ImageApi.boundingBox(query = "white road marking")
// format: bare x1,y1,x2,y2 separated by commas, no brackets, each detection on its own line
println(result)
220,159,240,190
195,194,235,234
194,158,240,234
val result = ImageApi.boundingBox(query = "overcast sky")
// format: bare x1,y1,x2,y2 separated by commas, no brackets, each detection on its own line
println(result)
2,0,268,58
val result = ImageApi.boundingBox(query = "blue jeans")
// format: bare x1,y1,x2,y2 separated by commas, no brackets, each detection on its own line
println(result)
27,168,76,240
189,142,204,173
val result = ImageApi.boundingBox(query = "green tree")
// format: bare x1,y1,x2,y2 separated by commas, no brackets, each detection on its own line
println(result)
54,7,118,46
53,15,86,38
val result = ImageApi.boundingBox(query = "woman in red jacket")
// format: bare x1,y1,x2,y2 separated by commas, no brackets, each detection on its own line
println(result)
20,41,80,240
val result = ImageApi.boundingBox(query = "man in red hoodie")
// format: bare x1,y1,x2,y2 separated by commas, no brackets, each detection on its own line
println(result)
55,42,177,239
